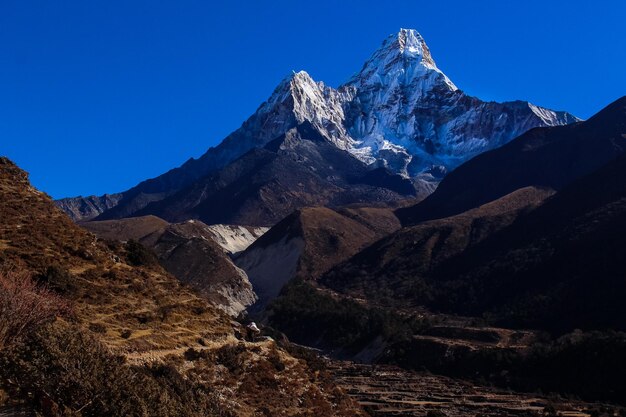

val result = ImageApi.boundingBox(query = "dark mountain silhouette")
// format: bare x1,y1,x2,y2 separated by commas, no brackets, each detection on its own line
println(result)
322,187,552,306
429,149,626,331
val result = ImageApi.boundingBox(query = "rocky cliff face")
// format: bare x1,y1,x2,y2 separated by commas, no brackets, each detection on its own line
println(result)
58,28,578,223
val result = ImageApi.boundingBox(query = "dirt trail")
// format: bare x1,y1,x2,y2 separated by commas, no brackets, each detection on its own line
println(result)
328,361,603,417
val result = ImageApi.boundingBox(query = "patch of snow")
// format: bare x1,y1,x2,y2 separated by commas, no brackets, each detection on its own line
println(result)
204,224,269,255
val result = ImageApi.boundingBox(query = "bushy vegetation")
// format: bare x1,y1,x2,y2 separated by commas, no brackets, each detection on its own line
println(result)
125,239,159,267
383,330,626,404
0,321,225,417
267,279,426,352
0,268,70,348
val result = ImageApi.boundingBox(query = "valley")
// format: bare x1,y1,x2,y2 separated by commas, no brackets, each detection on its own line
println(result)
2,16,624,417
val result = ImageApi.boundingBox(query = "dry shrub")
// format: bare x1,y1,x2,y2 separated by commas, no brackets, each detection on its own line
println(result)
0,268,70,347
0,322,225,417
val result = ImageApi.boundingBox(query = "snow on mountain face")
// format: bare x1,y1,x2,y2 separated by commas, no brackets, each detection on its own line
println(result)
203,224,269,255
221,28,579,179
57,29,579,222
260,71,355,150
338,28,579,176
347,28,457,93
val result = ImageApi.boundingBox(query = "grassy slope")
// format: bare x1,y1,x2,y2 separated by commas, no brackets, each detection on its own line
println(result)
0,157,364,417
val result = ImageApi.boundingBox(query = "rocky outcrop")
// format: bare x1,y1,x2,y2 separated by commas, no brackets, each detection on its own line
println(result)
148,221,257,316
202,224,268,255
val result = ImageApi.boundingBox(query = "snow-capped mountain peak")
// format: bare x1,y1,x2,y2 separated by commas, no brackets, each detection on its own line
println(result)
230,28,578,178
57,29,580,222
396,28,431,58
246,70,352,150
228,28,579,178
384,28,437,68
347,28,457,93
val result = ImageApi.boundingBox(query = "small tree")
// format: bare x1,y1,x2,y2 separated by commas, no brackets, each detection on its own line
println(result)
0,268,70,348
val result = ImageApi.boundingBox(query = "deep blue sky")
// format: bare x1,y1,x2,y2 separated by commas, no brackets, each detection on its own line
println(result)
2,0,625,198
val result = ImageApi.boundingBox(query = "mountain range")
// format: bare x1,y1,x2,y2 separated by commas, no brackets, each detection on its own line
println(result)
321,96,626,329
260,96,626,405
56,28,577,226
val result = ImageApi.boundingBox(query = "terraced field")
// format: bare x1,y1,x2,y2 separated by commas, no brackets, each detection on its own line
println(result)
329,362,612,417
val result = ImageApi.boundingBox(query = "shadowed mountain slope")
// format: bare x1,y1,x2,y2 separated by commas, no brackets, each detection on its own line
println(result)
323,187,553,305
126,122,415,226
236,206,401,309
398,96,626,225
427,149,626,331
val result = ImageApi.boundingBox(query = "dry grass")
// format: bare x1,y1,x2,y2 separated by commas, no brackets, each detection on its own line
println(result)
0,157,366,416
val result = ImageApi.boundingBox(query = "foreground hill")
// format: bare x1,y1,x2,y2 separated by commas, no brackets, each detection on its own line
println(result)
398,96,626,224
58,29,576,224
0,157,364,416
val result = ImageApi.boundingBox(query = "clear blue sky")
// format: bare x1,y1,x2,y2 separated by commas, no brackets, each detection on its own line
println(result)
2,0,625,198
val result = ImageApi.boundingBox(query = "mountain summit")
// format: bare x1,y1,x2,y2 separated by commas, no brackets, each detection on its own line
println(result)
338,29,578,176
57,29,579,224
348,28,457,92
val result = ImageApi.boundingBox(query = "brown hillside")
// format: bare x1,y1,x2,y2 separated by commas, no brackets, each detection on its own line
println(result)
236,205,400,309
323,186,553,306
0,157,365,417
82,217,257,316
78,215,169,241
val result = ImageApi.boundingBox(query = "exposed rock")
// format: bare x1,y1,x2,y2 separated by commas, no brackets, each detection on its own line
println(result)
202,224,268,255
55,193,122,221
